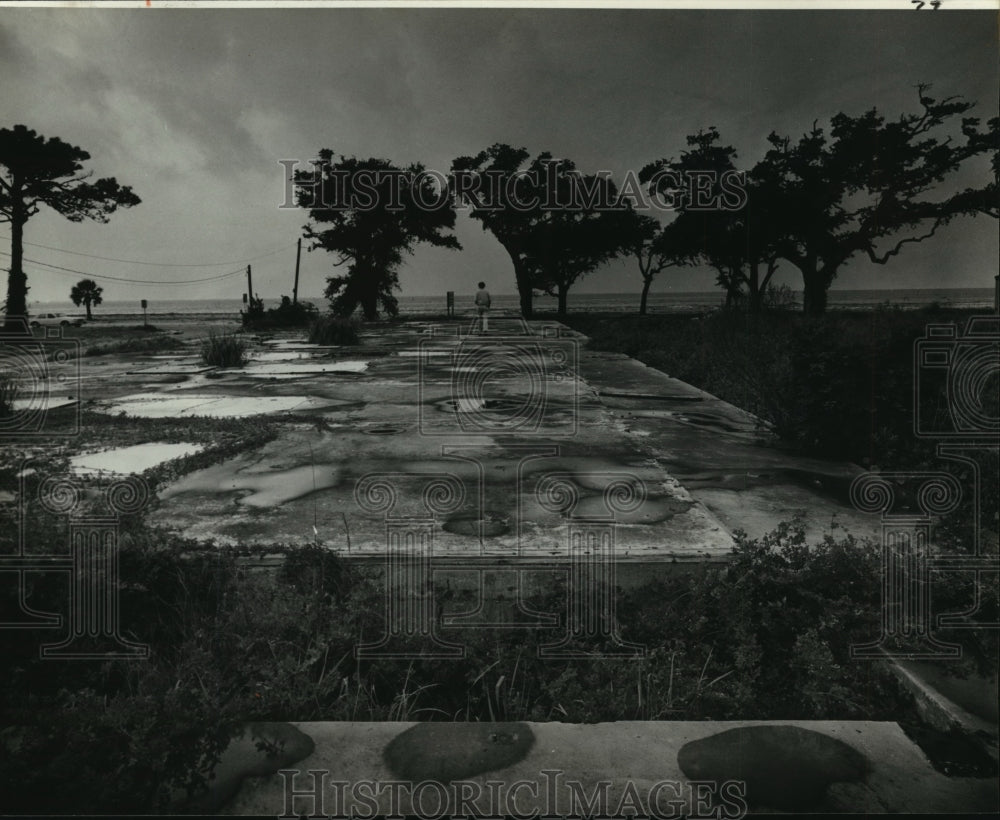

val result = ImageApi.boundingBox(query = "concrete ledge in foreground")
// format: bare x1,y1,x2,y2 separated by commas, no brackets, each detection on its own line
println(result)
214,720,998,816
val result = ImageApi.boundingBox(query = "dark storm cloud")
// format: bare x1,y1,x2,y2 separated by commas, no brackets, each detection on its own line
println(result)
0,8,996,302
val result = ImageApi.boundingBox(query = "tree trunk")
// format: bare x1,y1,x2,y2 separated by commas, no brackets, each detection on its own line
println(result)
361,296,378,321
801,265,830,316
747,261,763,314
513,258,533,318
4,186,28,329
639,276,652,315
557,284,568,316
85,301,93,320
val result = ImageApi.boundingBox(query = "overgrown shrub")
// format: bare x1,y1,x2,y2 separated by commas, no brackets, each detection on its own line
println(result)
763,282,797,310
2,513,990,812
566,310,972,467
308,315,360,345
242,296,320,329
199,330,248,367
0,369,19,416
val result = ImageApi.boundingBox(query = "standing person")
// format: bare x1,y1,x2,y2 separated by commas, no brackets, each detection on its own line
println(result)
474,281,491,334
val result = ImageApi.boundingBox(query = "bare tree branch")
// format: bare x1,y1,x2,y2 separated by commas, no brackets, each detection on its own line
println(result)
866,217,944,265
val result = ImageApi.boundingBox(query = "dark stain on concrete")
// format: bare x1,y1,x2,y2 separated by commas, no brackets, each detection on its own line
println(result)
360,424,409,435
677,725,868,811
442,512,510,537
901,722,999,778
178,722,315,814
383,722,534,782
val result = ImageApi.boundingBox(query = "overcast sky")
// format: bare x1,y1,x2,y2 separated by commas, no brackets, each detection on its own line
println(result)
1,7,996,306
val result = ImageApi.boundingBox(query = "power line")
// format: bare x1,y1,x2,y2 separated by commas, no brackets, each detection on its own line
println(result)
0,251,246,285
0,234,295,268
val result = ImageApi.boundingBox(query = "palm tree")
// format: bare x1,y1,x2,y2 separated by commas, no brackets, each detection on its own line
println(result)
70,278,103,320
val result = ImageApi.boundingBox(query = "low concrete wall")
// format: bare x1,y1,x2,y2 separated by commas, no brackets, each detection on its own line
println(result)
211,720,998,816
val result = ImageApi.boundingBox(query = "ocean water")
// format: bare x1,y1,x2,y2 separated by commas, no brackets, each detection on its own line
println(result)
30,288,995,316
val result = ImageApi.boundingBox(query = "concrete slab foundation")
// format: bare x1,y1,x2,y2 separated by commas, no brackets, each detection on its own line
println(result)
216,720,998,816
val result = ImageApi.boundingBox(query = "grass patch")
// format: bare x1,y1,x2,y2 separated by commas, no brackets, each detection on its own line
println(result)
308,315,360,345
200,330,248,367
563,308,996,468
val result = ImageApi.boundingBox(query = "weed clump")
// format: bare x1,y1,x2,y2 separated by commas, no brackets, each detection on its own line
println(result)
200,330,248,367
308,315,359,345
0,370,19,416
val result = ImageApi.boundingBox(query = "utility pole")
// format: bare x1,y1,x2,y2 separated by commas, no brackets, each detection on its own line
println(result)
246,265,253,305
293,238,301,305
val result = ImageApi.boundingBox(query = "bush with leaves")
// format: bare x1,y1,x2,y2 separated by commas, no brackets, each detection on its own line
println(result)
0,520,966,812
308,315,360,345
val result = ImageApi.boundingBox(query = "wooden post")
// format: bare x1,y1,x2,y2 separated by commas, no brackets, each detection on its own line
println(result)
141,299,147,328
293,238,301,305
446,291,454,317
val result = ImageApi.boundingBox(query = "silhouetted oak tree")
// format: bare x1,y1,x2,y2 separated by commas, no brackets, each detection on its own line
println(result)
295,151,460,319
451,144,539,317
761,86,998,315
520,157,631,315
452,146,631,317
641,128,779,313
0,125,140,328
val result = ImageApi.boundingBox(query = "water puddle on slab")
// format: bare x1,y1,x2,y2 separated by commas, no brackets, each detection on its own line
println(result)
359,424,409,435
436,397,486,413
127,362,215,375
102,393,332,418
252,351,326,363
442,511,511,537
434,397,527,415
160,461,342,507
11,396,77,412
245,360,369,377
263,340,341,351
70,442,204,475
678,726,868,811
384,723,534,782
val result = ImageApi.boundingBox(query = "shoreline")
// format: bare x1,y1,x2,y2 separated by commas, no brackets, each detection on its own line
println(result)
56,301,997,324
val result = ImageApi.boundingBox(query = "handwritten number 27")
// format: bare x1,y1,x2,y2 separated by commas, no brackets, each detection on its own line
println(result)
911,0,942,9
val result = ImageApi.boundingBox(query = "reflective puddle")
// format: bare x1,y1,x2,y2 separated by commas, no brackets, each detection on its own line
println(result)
442,511,511,537
678,725,868,811
70,442,204,475
128,362,215,375
160,461,342,507
245,360,369,376
384,723,534,782
251,351,326,363
396,349,453,357
101,393,333,418
262,340,341,351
